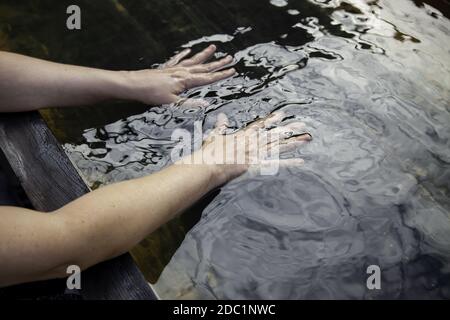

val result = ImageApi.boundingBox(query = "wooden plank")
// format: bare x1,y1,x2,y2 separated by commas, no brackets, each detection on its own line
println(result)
0,111,157,300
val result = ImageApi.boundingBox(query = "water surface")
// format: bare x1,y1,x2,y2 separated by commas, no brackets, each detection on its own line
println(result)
65,0,450,299
2,0,449,299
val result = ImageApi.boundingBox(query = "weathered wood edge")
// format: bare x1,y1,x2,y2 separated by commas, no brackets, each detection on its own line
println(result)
0,111,157,300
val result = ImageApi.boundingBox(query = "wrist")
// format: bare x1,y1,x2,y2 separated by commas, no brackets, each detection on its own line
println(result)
111,70,137,101
174,154,225,190
205,164,229,189
175,149,249,189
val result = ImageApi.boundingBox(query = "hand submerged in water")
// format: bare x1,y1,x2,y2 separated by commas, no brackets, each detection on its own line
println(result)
178,111,313,188
119,45,235,106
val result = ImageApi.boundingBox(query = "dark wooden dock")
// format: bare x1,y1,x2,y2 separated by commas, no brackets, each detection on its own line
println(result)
0,112,157,299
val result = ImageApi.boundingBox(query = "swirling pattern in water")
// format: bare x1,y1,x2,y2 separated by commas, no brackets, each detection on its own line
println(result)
65,0,450,299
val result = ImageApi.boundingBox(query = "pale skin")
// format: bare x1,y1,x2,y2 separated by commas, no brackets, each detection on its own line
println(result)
0,46,311,287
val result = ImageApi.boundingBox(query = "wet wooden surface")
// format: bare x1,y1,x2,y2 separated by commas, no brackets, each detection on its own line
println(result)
0,112,157,300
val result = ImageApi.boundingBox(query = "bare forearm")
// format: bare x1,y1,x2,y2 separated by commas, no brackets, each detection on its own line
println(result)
0,47,235,112
0,162,221,287
0,51,124,112
53,163,220,271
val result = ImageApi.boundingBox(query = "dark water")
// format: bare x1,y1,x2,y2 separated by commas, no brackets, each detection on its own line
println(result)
3,0,450,299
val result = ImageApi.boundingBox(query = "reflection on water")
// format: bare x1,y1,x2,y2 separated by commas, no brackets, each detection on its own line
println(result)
4,0,449,298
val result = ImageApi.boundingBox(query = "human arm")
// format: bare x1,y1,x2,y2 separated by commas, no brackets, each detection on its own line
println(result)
0,163,221,287
0,111,311,288
0,45,235,112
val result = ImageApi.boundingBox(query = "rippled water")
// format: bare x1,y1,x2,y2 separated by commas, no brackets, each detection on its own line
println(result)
62,0,450,299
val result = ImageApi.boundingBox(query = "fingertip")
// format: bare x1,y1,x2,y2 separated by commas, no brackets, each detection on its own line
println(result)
285,158,305,166
209,44,217,51
174,96,186,106
294,133,312,142
271,111,285,120
180,98,210,108
216,112,230,131
220,68,236,77
217,112,229,122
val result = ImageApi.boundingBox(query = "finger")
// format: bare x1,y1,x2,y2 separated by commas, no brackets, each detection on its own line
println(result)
161,48,192,68
177,98,210,108
246,111,285,132
166,94,183,105
264,111,286,129
293,132,312,141
258,122,306,145
263,133,311,158
179,44,217,67
266,122,307,141
214,113,230,135
184,68,236,88
278,138,310,152
189,55,233,73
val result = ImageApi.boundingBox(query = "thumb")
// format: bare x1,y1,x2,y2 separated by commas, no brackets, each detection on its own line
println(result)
214,113,230,134
175,97,210,108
